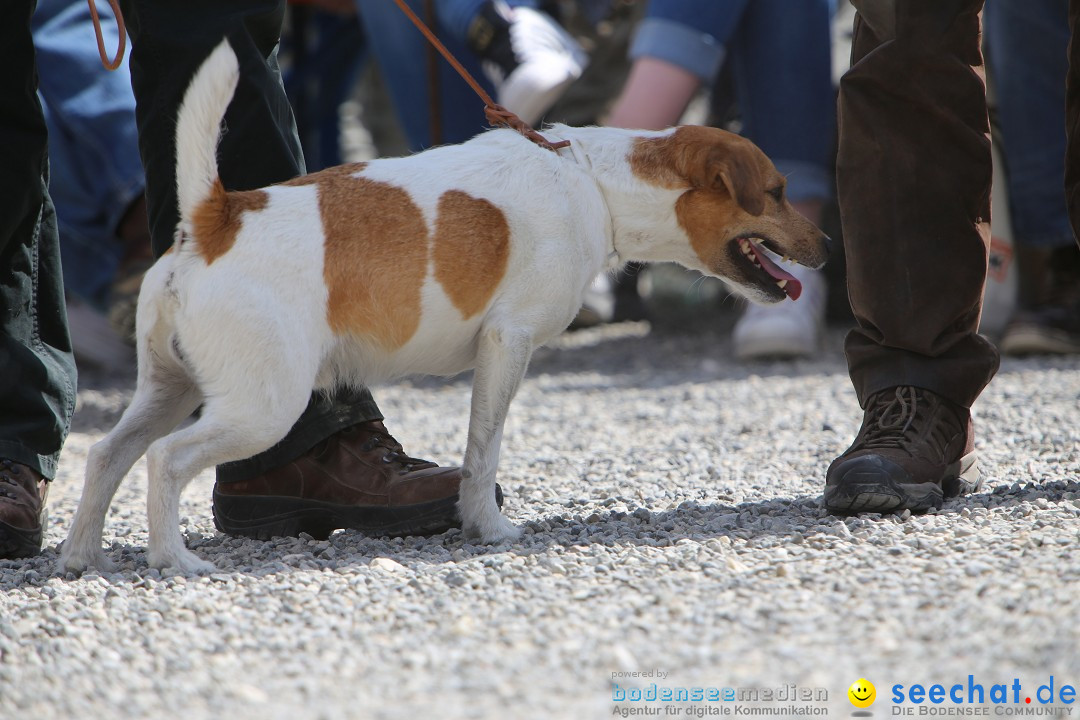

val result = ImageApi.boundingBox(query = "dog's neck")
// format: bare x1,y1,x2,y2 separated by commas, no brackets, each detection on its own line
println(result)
549,126,698,272
548,129,621,270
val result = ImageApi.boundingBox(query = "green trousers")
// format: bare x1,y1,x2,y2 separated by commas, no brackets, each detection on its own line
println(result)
0,1,78,479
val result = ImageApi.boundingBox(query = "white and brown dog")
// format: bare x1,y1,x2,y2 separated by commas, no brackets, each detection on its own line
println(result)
60,41,828,573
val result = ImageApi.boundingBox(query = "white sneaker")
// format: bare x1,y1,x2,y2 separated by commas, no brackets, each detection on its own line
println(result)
732,265,827,360
65,294,135,370
571,273,615,328
474,3,587,126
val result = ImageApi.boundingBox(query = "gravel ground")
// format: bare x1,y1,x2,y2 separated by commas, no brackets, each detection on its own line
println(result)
2,319,1079,719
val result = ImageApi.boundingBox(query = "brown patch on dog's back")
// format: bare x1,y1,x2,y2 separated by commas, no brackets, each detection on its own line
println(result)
433,190,509,318
191,180,269,264
282,162,368,188
287,164,426,349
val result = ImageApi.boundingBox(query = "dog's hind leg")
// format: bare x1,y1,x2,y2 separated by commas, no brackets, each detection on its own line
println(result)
59,360,201,574
459,326,531,544
143,374,314,572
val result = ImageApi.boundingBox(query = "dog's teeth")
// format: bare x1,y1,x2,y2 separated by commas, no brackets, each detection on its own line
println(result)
777,279,788,289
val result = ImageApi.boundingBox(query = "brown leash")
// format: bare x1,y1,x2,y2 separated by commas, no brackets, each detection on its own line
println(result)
390,0,570,152
87,0,566,152
423,0,443,146
87,0,126,71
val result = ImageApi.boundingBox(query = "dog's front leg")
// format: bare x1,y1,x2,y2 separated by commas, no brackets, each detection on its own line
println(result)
459,326,531,544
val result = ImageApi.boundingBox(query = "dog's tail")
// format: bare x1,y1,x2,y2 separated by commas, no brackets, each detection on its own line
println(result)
175,39,240,227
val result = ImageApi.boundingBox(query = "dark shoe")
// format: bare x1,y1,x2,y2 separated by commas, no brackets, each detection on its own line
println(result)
0,460,48,559
824,387,980,514
1002,245,1080,355
213,420,501,540
999,299,1080,355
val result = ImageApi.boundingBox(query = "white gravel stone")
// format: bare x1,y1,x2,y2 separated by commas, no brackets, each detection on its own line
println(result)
1,326,1078,719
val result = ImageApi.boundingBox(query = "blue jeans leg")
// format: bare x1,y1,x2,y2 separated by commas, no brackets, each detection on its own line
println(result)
985,0,1074,249
729,0,835,203
32,0,145,308
355,0,538,150
630,0,835,203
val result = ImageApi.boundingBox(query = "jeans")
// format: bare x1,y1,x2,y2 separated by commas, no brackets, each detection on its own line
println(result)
117,0,381,482
283,7,366,171
630,0,836,203
0,1,78,479
32,0,145,309
838,0,1000,408
985,0,1074,249
354,0,537,150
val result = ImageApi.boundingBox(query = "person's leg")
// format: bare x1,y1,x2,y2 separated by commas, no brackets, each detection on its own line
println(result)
0,0,79,557
826,0,999,514
357,0,584,147
120,0,467,538
1064,0,1080,244
986,0,1071,257
32,0,144,309
986,0,1080,354
728,0,835,360
355,0,494,148
730,0,835,212
283,6,367,172
120,0,378,469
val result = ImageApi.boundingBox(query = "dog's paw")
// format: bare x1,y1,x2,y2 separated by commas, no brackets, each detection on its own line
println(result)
148,548,216,574
463,511,522,545
57,544,117,575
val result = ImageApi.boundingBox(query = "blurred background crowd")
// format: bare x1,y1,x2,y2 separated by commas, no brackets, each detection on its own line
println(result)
43,0,1079,370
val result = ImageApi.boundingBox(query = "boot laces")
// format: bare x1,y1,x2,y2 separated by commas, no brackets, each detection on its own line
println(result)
0,460,35,504
859,387,958,457
358,425,437,471
861,387,921,450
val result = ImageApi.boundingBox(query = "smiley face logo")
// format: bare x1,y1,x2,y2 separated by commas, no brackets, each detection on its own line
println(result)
848,679,876,708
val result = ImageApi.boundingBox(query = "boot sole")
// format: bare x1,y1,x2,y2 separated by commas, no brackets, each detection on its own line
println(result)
824,452,981,515
212,485,503,541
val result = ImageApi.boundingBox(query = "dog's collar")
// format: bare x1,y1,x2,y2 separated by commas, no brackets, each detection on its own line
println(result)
551,135,621,268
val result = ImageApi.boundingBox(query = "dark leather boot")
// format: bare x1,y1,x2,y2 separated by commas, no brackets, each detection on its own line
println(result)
824,387,980,514
0,460,48,558
213,420,500,539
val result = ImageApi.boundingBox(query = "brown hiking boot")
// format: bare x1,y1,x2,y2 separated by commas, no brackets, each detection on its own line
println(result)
824,386,981,514
0,460,49,559
213,420,500,539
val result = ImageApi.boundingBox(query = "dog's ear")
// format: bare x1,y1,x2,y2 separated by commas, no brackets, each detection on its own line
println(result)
706,148,766,216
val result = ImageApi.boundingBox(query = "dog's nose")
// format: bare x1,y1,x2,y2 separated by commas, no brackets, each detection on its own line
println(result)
822,233,835,259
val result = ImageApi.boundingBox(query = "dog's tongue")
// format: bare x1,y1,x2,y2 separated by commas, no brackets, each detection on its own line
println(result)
748,242,802,300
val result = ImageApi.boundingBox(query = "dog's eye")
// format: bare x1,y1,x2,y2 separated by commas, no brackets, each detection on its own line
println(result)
768,186,784,202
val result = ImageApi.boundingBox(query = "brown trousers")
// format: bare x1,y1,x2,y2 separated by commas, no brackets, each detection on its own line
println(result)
839,0,998,409
839,0,1080,410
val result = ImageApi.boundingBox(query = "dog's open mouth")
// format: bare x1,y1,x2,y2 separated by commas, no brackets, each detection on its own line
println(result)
734,237,802,300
